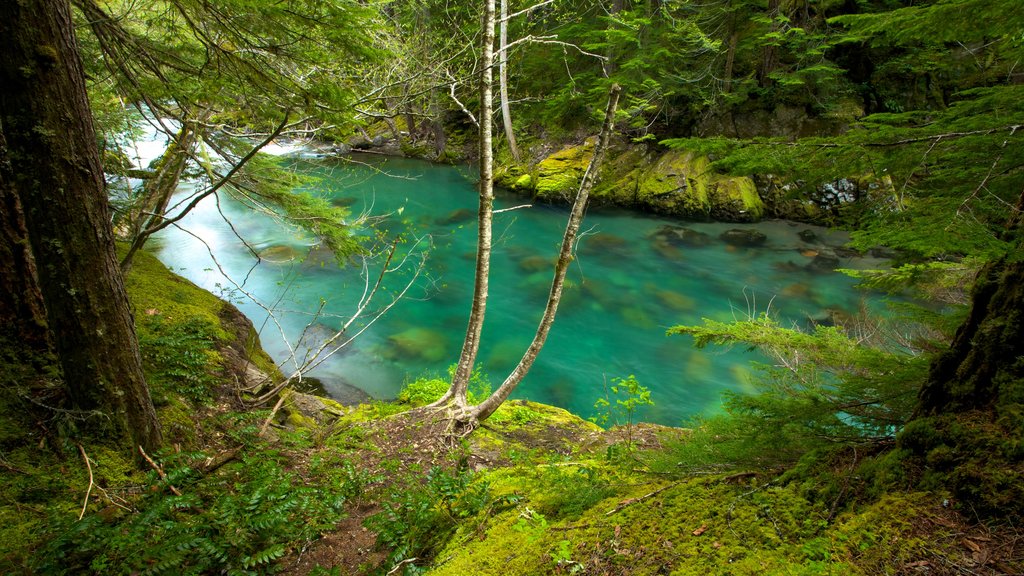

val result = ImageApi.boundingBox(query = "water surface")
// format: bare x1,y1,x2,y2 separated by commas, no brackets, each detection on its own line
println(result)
155,154,887,424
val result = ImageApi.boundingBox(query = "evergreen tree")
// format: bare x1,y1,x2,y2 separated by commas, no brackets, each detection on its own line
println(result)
0,0,161,452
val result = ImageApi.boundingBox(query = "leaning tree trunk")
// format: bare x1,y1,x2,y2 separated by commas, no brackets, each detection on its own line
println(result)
473,85,621,422
0,0,161,452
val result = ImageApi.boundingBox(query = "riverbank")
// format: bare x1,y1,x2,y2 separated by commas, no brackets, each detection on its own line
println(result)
340,120,877,228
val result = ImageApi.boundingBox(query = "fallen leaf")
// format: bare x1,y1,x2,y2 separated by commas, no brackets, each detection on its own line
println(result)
692,524,708,536
712,541,722,549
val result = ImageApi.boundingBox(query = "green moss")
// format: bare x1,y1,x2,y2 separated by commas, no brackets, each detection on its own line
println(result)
513,173,533,189
709,175,765,221
535,141,594,199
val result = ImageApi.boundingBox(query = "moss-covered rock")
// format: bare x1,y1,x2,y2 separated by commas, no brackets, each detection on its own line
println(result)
504,142,769,222
534,140,595,200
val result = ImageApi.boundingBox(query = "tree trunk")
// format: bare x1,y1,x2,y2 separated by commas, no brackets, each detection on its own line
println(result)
499,0,521,162
473,85,621,422
0,131,50,351
918,257,1024,415
758,0,781,87
0,0,161,452
120,120,201,271
440,0,497,407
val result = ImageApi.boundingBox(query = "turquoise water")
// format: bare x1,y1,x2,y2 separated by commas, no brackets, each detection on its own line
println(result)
154,154,888,425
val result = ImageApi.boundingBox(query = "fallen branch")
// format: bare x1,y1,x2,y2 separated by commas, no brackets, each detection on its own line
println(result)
606,481,681,516
386,558,418,575
78,444,94,520
200,446,243,474
259,394,287,438
139,446,182,496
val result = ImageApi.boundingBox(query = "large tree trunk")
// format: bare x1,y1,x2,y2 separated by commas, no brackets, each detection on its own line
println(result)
918,257,1024,415
0,0,161,452
0,134,51,351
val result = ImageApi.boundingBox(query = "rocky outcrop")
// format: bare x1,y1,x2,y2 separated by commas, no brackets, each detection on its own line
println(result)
497,140,766,222
494,139,891,225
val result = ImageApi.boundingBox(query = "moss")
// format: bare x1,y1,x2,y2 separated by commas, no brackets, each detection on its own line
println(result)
427,471,958,576
709,175,765,221
513,173,533,190
535,141,594,199
124,249,228,341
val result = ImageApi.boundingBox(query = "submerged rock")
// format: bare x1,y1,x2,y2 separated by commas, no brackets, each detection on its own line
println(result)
259,245,299,263
385,327,449,363
517,254,554,273
798,229,818,243
807,250,841,272
719,229,768,247
436,207,475,226
651,225,712,248
580,232,629,256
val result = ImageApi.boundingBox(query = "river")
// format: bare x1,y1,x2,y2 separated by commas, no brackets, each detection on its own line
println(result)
153,153,889,425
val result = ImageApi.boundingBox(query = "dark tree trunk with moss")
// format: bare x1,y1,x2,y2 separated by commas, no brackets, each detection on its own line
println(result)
0,0,161,451
918,258,1024,415
901,218,1024,517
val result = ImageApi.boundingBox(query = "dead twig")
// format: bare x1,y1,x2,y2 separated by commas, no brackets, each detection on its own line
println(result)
606,481,682,516
386,558,418,575
77,444,94,520
139,446,182,496
200,446,243,474
259,394,287,438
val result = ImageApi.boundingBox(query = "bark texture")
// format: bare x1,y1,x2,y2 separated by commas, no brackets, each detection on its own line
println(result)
918,257,1024,415
0,0,161,451
445,0,498,406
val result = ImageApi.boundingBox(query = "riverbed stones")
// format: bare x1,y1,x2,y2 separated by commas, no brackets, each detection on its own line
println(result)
259,244,299,263
719,228,768,247
386,327,448,363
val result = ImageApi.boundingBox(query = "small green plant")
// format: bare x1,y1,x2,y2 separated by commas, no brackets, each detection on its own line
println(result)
137,316,221,403
398,366,491,407
592,375,654,447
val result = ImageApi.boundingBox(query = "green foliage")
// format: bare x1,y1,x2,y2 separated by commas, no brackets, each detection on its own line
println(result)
137,316,221,403
398,366,491,407
591,374,653,429
37,449,352,575
659,313,927,472
533,464,615,520
366,466,501,574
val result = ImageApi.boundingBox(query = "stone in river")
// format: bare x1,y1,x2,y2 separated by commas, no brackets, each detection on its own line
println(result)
581,232,629,256
719,228,768,247
386,327,449,363
518,254,554,273
260,245,299,263
650,225,712,248
436,208,475,226
806,250,841,272
798,229,818,243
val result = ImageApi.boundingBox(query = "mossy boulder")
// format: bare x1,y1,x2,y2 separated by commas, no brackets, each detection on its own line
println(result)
534,140,595,200
708,175,764,221
519,142,768,222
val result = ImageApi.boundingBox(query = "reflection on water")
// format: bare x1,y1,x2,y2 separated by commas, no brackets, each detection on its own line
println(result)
155,154,889,425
